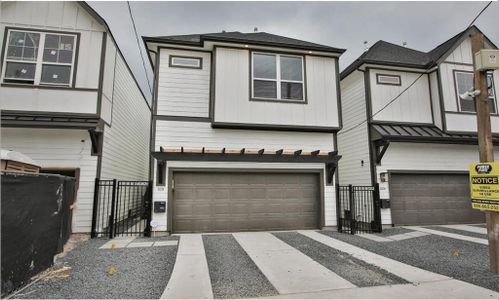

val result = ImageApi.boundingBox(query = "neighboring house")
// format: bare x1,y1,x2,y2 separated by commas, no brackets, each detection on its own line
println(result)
143,31,344,233
339,25,499,226
0,1,151,233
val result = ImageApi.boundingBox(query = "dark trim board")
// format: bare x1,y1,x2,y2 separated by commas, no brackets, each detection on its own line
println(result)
96,32,107,117
436,67,447,131
0,83,98,92
335,58,343,130
370,120,434,126
166,167,327,233
363,67,377,186
211,122,340,133
1,110,100,129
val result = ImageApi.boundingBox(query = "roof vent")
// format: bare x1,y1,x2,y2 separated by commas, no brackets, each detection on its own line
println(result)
402,41,407,47
222,30,226,33
254,27,258,33
363,41,369,51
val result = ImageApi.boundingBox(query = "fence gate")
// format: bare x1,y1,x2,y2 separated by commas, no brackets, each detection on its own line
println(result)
336,184,382,234
91,179,152,238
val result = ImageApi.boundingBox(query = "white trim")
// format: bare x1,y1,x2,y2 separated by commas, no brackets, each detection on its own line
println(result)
2,28,77,87
251,51,305,101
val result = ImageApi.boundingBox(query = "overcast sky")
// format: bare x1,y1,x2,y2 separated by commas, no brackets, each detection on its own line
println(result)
88,1,499,102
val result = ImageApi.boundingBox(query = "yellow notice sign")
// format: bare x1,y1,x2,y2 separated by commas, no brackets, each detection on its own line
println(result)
469,162,499,212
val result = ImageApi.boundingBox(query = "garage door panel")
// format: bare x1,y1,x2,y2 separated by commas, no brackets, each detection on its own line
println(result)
390,174,484,225
172,172,320,233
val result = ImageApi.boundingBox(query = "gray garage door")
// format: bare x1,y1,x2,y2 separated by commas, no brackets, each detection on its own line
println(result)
390,173,484,226
172,172,320,233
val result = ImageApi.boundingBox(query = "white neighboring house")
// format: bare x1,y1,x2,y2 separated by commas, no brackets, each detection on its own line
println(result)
339,25,499,226
0,1,151,233
143,31,345,233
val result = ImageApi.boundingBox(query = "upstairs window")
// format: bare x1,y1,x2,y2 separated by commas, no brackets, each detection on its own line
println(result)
454,70,497,114
251,52,305,102
2,29,77,86
169,55,202,69
376,74,401,86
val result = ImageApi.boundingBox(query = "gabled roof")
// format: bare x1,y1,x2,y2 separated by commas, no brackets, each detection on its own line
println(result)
341,25,497,79
143,31,346,54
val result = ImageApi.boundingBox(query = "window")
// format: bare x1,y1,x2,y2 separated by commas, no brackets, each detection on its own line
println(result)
251,52,305,101
1,29,77,86
454,70,497,114
156,161,166,186
169,55,202,69
376,74,401,86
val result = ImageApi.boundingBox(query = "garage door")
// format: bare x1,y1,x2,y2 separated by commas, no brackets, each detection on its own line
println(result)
390,173,484,226
172,172,320,233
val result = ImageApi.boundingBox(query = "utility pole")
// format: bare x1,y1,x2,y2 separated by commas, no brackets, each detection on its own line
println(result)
471,32,499,274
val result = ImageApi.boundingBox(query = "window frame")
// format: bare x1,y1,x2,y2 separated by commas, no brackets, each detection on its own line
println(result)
169,55,203,69
453,69,498,115
1,27,79,87
250,51,307,103
376,73,402,86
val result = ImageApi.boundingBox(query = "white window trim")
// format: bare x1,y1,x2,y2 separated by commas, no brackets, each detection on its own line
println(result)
454,70,498,114
251,52,305,102
169,55,202,69
1,29,77,87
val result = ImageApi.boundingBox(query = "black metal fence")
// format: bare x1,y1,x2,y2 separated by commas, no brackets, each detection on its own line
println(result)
336,184,382,234
91,179,152,238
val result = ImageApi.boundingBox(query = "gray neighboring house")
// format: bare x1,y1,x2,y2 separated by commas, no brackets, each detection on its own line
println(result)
143,31,345,234
338,25,499,226
0,1,151,233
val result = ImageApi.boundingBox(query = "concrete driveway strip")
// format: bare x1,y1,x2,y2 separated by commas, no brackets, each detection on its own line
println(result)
233,232,355,295
262,278,499,299
161,234,213,299
438,224,487,235
404,226,488,245
301,230,447,283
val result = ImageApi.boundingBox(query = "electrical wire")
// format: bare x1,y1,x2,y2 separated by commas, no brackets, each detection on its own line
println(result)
127,1,153,96
338,1,493,136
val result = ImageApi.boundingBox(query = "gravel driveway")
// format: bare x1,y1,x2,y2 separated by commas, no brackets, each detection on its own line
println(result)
12,236,178,299
321,228,499,292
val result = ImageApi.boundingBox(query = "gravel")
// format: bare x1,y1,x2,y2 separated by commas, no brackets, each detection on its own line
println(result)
13,237,178,299
427,226,487,239
273,232,407,287
202,234,278,299
320,229,499,292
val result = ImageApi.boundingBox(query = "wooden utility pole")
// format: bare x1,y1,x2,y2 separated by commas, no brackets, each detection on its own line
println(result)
471,32,499,274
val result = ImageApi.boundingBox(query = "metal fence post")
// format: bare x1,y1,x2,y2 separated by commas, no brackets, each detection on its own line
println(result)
143,181,153,237
90,178,100,238
374,183,382,233
348,184,355,235
109,179,118,238
336,184,342,233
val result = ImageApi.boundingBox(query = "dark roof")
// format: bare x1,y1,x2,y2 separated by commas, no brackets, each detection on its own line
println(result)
341,25,497,79
1,111,100,129
371,123,499,145
143,31,345,54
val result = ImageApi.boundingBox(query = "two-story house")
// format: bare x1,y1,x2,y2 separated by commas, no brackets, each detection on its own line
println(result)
339,25,499,227
143,31,345,233
0,1,151,233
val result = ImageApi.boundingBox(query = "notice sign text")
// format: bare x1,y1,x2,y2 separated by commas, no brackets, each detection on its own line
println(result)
469,162,499,212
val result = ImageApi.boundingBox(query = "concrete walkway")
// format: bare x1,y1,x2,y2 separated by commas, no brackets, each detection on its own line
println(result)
233,232,355,294
405,226,488,245
161,234,213,299
263,278,499,299
438,224,487,235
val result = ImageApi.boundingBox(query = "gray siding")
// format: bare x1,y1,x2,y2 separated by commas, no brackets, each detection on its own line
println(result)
99,53,151,181
338,71,372,185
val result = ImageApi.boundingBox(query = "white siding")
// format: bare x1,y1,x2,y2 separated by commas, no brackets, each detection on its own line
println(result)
151,161,337,232
1,128,98,233
429,71,442,129
0,1,105,89
154,120,335,152
445,112,499,133
100,34,117,124
99,54,151,181
1,87,98,114
376,142,499,224
369,69,432,123
156,48,211,117
213,47,340,128
338,71,372,185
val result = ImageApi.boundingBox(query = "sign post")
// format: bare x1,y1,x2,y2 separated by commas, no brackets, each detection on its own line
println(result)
470,32,499,274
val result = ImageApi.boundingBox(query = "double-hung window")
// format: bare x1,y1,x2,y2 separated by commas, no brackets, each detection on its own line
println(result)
251,52,305,101
2,29,77,86
454,70,497,114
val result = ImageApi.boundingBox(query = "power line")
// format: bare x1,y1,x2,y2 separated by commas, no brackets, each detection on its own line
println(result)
338,1,493,136
127,1,153,96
